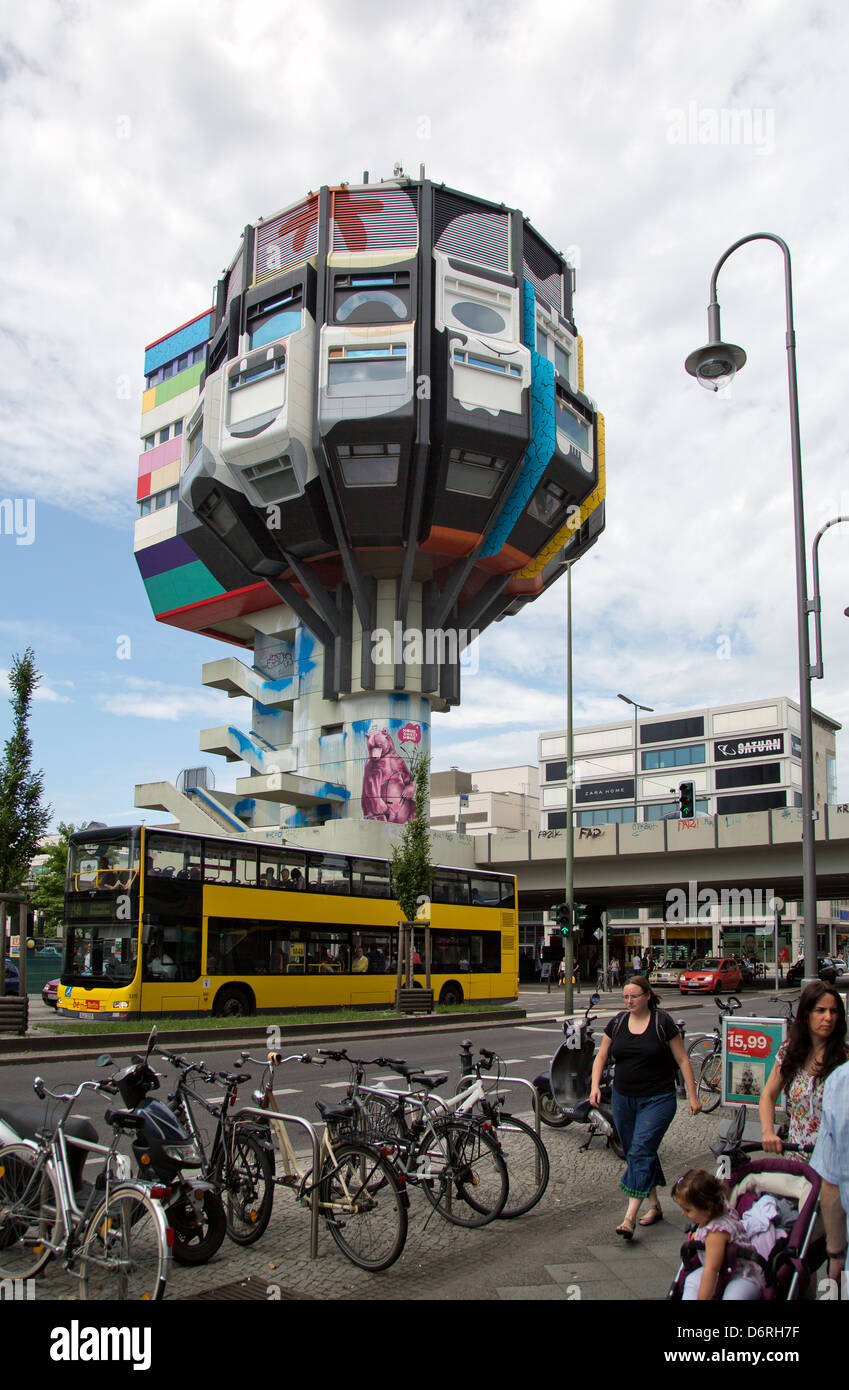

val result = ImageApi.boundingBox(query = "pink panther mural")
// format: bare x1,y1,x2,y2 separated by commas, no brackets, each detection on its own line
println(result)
361,725,419,823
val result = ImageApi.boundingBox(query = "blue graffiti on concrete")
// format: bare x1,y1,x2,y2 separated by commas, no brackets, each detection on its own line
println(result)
480,280,556,558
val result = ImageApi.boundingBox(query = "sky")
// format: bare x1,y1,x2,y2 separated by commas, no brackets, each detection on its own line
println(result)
1,0,848,831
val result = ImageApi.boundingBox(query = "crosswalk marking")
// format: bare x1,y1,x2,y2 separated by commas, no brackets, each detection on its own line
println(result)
320,1080,351,1090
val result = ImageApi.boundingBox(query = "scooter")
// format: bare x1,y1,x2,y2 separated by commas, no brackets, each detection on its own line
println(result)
533,994,625,1159
98,1026,227,1265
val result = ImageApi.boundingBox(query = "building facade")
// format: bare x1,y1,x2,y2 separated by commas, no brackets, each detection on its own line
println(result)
538,697,844,968
539,696,838,830
133,174,605,838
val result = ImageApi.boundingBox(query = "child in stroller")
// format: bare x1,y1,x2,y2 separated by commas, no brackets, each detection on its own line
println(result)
668,1154,822,1301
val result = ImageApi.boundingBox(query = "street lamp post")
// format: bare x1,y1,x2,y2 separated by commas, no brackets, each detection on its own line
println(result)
617,693,653,825
809,517,849,679
685,233,818,984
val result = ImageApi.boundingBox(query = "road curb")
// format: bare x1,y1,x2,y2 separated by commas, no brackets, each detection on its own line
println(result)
0,1005,528,1066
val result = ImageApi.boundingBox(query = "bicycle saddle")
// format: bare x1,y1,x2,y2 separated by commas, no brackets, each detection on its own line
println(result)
314,1099,358,1123
406,1072,447,1091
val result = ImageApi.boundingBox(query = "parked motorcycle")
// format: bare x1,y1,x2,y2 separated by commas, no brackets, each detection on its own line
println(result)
98,1026,226,1265
533,994,625,1159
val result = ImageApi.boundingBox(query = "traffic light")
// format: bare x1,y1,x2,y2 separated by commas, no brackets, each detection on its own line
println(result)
679,780,695,818
574,902,590,929
554,903,571,936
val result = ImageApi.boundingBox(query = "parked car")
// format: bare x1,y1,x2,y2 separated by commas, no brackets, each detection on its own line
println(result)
38,945,61,957
679,957,743,994
785,956,839,987
2,960,20,995
651,958,689,986
42,977,59,1009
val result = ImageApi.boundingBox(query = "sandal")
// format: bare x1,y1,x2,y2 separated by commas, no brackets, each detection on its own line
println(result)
639,1204,663,1227
616,1216,635,1241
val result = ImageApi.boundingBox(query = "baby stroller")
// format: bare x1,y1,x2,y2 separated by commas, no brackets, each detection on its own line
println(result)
667,1108,823,1301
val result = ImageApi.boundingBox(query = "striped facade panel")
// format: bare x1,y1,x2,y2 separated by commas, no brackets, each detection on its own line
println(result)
523,227,563,314
329,186,418,252
144,362,204,411
138,434,182,477
144,311,213,375
254,197,320,284
434,190,510,271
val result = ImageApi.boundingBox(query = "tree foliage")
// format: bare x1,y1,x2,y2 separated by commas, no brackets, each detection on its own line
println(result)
390,754,432,924
0,649,53,894
30,821,78,934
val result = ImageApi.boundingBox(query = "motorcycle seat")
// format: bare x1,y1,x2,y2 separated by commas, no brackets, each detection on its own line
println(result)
549,1042,593,1110
0,1105,98,1195
0,1103,97,1149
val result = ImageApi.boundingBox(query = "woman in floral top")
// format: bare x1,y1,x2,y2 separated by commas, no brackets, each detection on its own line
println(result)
759,982,848,1159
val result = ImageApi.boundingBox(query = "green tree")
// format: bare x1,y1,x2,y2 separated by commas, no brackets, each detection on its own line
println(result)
390,754,432,924
30,821,78,935
0,648,53,895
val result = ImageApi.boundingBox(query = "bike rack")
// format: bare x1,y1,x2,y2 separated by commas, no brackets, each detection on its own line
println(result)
460,1074,544,1184
232,1107,322,1259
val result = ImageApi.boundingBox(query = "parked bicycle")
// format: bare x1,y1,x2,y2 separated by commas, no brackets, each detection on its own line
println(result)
155,1048,275,1246
455,1044,550,1218
237,1050,409,1271
317,1048,509,1227
0,1074,171,1299
686,995,741,1112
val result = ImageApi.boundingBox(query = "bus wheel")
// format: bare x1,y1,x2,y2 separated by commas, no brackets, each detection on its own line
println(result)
214,986,254,1018
439,982,464,1007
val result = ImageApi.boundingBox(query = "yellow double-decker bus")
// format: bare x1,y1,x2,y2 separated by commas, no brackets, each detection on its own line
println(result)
58,826,518,1019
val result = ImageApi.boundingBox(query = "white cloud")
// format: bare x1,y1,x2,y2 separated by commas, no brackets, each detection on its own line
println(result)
94,677,247,723
1,0,848,805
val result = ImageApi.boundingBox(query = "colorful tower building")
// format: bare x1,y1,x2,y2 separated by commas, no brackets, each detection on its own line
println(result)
134,175,605,836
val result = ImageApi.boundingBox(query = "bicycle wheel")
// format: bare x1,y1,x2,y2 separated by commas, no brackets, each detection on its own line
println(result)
0,1144,60,1280
697,1052,723,1113
418,1120,508,1228
491,1114,549,1218
80,1186,169,1301
319,1141,407,1272
220,1130,274,1246
687,1034,716,1061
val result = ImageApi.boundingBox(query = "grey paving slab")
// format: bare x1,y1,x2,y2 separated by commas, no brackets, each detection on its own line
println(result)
495,1284,580,1300
545,1262,613,1283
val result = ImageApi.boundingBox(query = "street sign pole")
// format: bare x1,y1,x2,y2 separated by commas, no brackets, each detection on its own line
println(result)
564,563,575,1014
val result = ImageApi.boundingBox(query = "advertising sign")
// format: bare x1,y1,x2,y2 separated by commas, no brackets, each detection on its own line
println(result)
722,1016,786,1108
714,734,784,761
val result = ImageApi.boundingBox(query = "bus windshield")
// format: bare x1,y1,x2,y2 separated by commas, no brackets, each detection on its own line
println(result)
67,829,140,892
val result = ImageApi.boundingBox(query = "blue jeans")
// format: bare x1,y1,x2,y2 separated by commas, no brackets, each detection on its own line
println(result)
612,1089,677,1199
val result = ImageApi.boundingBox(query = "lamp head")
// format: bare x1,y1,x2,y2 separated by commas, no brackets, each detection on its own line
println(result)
684,340,747,391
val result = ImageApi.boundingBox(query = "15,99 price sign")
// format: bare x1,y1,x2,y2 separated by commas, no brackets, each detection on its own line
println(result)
722,1016,787,1108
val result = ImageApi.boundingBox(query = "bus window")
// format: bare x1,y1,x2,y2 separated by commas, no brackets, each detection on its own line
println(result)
307,854,351,894
143,924,201,982
147,833,201,880
498,876,516,908
202,847,238,884
307,933,349,972
350,857,391,898
432,872,470,906
259,848,288,889
468,932,501,973
351,931,393,973
431,931,470,971
470,876,501,908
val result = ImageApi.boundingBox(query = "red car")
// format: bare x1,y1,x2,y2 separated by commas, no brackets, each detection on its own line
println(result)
679,957,743,994
42,978,59,1009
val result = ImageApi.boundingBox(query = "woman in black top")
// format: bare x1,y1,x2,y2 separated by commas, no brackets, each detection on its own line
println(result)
590,976,700,1240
